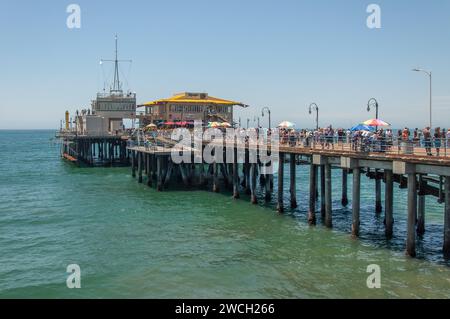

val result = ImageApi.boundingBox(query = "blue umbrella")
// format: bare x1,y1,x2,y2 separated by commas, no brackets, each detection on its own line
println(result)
350,124,375,132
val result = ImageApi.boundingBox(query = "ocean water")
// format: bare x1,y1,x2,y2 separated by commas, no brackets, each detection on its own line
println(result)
1,130,450,298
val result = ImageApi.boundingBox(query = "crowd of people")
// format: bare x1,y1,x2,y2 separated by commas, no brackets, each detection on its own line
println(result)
279,126,450,156
129,124,450,157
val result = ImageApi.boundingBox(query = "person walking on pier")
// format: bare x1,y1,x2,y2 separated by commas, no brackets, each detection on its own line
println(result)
434,127,442,156
423,127,432,156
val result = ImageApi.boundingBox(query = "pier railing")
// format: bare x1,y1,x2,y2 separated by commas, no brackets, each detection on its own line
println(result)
127,131,450,159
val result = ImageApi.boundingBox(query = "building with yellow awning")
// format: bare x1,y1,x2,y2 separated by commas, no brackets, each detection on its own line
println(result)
137,92,248,126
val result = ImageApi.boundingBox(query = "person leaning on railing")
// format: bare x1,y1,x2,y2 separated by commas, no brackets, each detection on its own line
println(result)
423,127,432,156
434,127,442,156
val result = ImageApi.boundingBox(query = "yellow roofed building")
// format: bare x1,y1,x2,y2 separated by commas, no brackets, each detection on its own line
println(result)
137,92,248,126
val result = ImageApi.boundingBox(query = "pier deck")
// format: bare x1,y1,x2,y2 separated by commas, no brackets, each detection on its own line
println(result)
127,138,450,259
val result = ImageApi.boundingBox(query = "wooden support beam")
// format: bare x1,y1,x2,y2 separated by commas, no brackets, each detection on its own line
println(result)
137,152,143,183
233,148,239,199
375,169,382,214
156,156,163,191
342,169,349,207
213,162,220,193
320,165,326,219
444,176,450,259
179,164,190,186
290,153,297,209
385,169,394,239
352,167,361,237
147,154,152,187
164,160,173,186
250,163,258,204
324,163,332,228
308,164,317,225
277,153,285,213
417,175,426,236
406,173,417,257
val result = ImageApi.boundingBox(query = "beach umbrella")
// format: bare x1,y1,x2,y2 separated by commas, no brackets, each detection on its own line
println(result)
277,121,295,129
363,119,390,127
350,124,375,132
220,122,231,128
145,123,157,129
208,122,221,128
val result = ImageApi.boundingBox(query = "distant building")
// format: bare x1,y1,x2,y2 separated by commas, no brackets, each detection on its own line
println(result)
73,36,136,136
138,92,247,126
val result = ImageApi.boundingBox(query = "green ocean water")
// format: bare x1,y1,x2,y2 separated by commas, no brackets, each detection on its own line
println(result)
1,130,450,298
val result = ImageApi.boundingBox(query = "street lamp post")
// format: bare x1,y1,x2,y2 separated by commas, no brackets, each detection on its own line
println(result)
367,98,379,130
412,68,432,128
367,98,379,120
308,103,319,130
254,116,260,128
247,118,250,129
261,107,272,130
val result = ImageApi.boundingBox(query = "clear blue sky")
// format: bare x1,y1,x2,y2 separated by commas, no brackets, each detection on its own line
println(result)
1,0,450,129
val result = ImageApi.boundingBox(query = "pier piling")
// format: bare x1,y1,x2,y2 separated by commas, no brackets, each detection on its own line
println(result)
213,162,220,193
324,163,332,228
233,148,240,199
138,152,143,183
277,153,285,213
406,173,417,257
131,151,136,178
308,163,317,225
342,169,348,207
290,154,297,208
352,167,361,237
444,176,450,259
375,169,382,213
251,163,258,204
385,169,394,239
417,174,426,236
320,165,326,219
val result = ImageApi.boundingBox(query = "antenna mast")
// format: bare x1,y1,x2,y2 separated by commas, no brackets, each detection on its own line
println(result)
100,35,132,95
112,35,120,92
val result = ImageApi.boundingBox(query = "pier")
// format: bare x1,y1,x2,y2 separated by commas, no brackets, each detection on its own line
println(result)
60,133,130,167
127,137,450,259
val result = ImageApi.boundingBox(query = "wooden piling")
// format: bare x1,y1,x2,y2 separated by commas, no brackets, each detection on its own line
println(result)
289,153,297,209
213,162,220,193
147,154,152,187
138,152,143,183
233,148,239,199
277,153,285,213
320,165,326,219
342,169,348,207
251,163,257,204
406,173,417,257
264,163,272,201
131,151,136,178
375,169,382,213
352,167,361,237
324,163,332,228
417,174,426,236
308,163,317,225
156,156,163,191
444,176,450,259
385,169,394,239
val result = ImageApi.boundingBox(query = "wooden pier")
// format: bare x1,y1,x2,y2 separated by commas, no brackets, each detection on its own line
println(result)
128,142,450,259
60,134,130,167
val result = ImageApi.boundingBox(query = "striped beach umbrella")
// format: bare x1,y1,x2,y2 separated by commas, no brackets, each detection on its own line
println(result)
363,119,390,127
